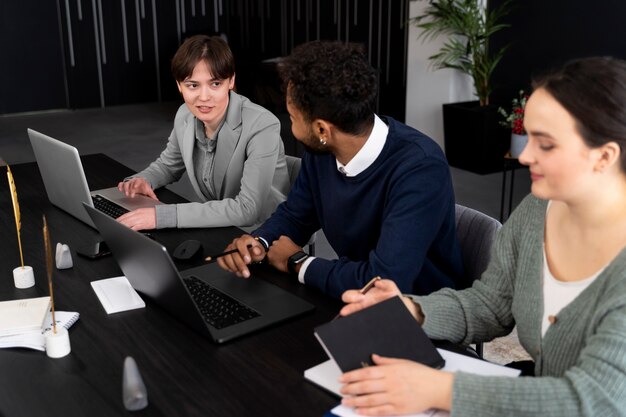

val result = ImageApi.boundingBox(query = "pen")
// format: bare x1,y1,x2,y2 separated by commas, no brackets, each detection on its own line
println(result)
359,276,381,295
205,245,252,263
205,237,263,263
333,276,381,320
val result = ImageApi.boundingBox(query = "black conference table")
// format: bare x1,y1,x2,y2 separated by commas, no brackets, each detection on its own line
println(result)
0,154,341,417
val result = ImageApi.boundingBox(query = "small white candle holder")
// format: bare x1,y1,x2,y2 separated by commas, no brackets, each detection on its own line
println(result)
13,265,35,289
44,327,71,358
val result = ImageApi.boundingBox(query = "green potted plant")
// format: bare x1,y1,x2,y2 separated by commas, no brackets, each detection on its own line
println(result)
411,0,514,174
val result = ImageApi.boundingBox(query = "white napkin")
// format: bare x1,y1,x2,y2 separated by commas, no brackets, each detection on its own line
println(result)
91,276,145,314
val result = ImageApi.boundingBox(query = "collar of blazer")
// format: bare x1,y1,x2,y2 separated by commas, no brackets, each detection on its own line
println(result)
213,91,244,197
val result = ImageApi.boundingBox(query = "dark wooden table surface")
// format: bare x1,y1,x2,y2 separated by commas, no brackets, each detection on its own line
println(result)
0,154,341,417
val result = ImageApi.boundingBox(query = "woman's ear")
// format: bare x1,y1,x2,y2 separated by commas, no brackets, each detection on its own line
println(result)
176,81,183,94
595,141,621,172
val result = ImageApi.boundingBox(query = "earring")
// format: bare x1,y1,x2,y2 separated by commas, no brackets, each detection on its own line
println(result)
319,137,327,146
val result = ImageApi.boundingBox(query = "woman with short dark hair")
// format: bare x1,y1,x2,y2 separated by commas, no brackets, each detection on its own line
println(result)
117,35,290,230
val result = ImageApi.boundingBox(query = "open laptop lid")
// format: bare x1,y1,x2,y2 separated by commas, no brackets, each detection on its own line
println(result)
27,128,160,228
28,128,98,227
83,203,212,338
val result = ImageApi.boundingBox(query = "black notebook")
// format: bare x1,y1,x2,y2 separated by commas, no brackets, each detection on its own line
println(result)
314,296,445,372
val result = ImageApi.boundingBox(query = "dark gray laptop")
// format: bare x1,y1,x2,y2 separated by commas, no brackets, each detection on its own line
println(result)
83,203,314,343
28,128,161,228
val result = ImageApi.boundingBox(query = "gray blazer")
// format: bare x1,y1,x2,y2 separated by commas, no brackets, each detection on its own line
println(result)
135,92,290,228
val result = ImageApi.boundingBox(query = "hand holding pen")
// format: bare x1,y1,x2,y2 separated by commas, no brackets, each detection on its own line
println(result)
337,277,402,319
214,235,267,278
206,237,266,262
205,244,254,263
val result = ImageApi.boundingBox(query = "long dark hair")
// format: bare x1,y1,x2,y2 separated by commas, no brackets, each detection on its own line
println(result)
533,56,626,172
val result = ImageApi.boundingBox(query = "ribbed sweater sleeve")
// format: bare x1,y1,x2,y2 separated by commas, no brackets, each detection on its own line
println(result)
408,195,540,345
451,300,626,416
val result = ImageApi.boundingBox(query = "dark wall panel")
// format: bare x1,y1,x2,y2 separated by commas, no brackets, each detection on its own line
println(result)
0,0,67,113
59,0,108,109
1,0,410,125
99,0,159,106
490,0,626,105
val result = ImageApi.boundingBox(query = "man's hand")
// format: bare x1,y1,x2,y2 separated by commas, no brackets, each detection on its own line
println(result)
216,234,266,278
116,207,157,231
267,235,303,274
118,178,159,200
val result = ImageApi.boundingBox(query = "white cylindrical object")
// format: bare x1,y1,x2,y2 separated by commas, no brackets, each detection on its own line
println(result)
13,266,35,289
45,327,71,358
123,356,149,410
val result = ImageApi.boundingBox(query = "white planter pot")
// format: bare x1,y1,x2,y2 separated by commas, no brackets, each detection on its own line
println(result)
510,133,528,158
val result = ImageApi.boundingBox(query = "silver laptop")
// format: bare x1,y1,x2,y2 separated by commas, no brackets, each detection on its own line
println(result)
27,128,161,228
83,203,315,343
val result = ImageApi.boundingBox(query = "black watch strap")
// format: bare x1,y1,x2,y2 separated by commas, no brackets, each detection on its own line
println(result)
287,251,309,276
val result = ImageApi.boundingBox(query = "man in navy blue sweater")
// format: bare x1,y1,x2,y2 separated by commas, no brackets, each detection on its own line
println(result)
217,41,465,299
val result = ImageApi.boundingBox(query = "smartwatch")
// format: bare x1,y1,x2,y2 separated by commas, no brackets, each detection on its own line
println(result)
287,251,309,276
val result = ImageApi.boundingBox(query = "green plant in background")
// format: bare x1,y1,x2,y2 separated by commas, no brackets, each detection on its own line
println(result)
411,0,513,106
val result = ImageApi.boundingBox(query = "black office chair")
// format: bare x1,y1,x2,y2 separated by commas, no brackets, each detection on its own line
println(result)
455,204,502,357
285,155,316,255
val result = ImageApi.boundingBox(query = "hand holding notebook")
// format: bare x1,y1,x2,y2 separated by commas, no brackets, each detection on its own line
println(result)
314,296,445,372
309,296,519,417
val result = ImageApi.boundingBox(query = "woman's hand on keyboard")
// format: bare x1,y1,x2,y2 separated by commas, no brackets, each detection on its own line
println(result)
118,178,158,200
117,208,156,231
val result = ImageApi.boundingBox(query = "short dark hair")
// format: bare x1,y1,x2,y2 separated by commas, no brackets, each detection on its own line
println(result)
278,41,377,135
171,35,235,82
532,56,626,172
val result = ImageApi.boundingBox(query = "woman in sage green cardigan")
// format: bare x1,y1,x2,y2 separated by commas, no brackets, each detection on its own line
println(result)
335,57,626,416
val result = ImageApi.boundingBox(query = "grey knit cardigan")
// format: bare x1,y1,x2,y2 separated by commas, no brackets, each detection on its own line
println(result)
412,194,626,417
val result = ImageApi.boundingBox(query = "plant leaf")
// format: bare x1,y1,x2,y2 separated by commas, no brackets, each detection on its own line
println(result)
410,0,513,105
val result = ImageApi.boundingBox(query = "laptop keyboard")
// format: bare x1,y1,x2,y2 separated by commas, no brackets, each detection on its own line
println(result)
92,194,129,219
183,276,260,329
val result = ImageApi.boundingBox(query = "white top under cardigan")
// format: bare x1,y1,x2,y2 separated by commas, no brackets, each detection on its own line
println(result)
541,201,605,337
541,249,602,336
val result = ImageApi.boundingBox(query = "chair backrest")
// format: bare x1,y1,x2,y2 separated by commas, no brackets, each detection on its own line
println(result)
455,204,502,284
285,155,302,188
283,155,317,253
